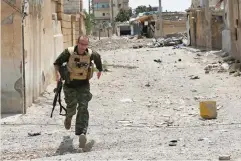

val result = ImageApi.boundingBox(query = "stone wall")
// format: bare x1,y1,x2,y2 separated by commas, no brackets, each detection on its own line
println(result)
1,0,23,113
163,20,187,36
188,9,223,50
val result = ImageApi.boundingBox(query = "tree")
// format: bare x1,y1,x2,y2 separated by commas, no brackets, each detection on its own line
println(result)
83,10,94,35
135,5,147,15
134,5,154,15
115,9,132,22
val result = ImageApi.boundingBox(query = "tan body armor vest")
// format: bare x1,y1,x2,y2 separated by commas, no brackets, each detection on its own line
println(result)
67,46,94,81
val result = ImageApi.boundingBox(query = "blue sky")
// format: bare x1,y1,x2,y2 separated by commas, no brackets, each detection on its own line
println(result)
83,0,192,12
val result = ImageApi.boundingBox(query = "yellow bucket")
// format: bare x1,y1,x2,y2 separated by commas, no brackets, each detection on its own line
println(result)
199,101,217,119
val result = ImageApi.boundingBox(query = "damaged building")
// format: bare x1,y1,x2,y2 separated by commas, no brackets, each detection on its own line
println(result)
186,0,241,60
128,11,187,38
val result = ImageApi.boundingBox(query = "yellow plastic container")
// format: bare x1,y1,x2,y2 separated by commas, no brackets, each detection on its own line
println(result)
199,101,217,119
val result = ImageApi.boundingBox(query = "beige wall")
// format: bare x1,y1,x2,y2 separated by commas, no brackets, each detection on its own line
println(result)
1,0,23,113
23,0,64,108
191,0,220,8
1,0,64,114
230,0,241,60
163,20,187,36
188,9,223,50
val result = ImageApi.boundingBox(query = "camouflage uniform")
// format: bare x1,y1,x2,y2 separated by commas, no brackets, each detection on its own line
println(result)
54,45,102,135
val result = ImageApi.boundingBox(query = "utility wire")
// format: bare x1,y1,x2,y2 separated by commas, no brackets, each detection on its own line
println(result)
2,0,22,14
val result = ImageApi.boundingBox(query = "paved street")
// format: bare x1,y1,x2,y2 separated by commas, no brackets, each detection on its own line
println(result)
1,45,241,161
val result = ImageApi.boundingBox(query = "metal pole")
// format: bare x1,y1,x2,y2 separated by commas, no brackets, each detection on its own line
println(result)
158,0,163,37
205,0,211,50
89,0,90,14
111,0,114,34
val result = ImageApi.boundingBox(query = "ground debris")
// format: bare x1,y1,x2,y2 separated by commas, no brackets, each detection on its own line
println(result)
154,59,162,63
189,75,200,80
28,132,41,137
219,155,231,160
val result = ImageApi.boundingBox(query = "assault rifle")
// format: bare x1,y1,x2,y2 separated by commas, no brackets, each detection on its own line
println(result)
50,78,67,118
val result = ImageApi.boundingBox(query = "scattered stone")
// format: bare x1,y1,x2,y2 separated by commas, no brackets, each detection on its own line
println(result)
233,72,241,77
154,59,162,63
28,132,41,137
219,155,231,160
190,75,200,80
221,52,229,58
221,63,230,70
217,105,223,110
145,83,151,87
169,140,178,146
178,59,182,62
223,56,235,62
120,98,133,103
150,37,184,48
133,45,143,49
191,89,197,92
205,70,210,74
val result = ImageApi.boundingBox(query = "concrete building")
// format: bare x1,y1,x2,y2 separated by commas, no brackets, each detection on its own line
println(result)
1,0,64,114
112,0,129,18
1,0,85,114
186,0,224,50
93,0,130,25
93,0,111,24
191,0,222,8
64,0,83,14
222,0,241,60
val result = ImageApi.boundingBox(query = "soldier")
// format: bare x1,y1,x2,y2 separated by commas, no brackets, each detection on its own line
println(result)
53,35,102,149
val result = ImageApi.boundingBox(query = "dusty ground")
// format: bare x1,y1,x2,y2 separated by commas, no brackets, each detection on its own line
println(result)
1,37,241,161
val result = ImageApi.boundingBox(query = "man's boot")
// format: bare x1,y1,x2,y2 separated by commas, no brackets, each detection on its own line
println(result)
64,117,72,130
79,133,87,148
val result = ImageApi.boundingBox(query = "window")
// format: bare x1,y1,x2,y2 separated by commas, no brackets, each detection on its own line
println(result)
102,5,105,8
118,4,121,8
103,13,105,16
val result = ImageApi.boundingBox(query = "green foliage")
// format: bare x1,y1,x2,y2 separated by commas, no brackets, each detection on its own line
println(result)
115,9,132,22
83,10,94,35
135,5,153,15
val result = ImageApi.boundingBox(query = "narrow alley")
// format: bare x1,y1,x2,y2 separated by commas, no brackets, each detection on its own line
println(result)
1,38,241,161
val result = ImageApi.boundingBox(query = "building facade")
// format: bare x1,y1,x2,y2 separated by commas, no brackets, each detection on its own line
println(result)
191,0,221,8
64,0,83,14
93,0,111,25
93,0,129,25
223,0,241,60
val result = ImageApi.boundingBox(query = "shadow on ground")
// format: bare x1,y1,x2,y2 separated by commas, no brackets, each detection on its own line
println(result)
53,136,81,156
52,136,96,157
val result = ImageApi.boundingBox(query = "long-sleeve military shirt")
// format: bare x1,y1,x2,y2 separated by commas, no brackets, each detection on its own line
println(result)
54,45,102,87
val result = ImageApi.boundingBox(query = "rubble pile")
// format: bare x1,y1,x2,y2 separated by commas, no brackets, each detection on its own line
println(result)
148,32,187,48
89,37,130,51
204,55,241,77
89,35,152,51
149,37,183,48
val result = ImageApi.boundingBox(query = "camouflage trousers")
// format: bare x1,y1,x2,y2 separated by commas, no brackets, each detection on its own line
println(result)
63,84,92,135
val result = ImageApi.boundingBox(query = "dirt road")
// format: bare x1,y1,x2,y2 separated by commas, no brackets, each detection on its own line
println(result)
1,39,241,161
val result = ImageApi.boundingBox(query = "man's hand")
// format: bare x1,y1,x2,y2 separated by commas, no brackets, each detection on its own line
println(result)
97,72,101,79
56,72,61,82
